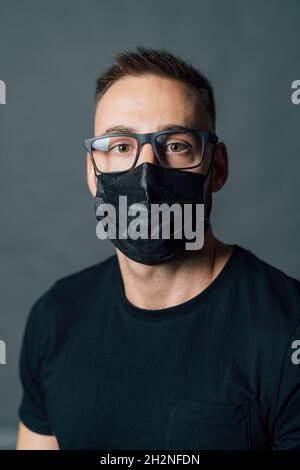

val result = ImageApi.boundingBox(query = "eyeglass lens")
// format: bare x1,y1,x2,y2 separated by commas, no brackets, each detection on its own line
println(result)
91,131,204,172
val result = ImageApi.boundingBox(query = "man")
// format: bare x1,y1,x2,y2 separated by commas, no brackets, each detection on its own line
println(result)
16,46,300,450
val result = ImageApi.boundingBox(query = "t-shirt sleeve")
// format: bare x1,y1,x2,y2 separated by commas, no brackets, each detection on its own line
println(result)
18,292,54,435
271,321,300,449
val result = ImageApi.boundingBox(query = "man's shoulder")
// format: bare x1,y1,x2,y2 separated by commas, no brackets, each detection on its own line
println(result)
235,246,300,383
236,244,300,326
26,254,118,327
240,245,300,292
52,253,117,293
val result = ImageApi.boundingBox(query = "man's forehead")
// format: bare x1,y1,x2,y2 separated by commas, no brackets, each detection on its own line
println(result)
96,122,199,136
94,75,211,132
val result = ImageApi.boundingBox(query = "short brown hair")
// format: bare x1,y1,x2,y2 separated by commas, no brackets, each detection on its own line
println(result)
95,46,216,130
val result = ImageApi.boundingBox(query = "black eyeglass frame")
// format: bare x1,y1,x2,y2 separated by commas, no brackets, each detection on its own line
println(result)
83,128,218,175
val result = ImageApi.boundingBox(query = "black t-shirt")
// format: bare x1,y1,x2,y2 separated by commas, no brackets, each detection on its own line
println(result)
18,244,300,450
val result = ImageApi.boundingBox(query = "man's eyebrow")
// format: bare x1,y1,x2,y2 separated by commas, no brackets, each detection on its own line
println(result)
101,124,192,135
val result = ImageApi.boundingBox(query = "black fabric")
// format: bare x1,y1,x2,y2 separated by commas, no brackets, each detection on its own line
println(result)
18,244,300,450
95,162,210,265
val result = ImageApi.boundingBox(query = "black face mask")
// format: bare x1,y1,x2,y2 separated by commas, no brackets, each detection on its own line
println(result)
95,158,214,265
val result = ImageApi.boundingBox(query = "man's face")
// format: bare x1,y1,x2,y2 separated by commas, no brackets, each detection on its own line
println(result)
87,73,227,199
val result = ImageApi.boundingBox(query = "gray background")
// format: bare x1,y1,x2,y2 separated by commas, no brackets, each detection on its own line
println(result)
0,0,299,449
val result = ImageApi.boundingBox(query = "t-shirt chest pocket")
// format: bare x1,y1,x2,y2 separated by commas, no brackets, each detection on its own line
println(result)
165,398,250,450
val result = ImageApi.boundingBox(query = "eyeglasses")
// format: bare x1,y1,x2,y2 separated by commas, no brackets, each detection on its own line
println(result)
84,128,218,174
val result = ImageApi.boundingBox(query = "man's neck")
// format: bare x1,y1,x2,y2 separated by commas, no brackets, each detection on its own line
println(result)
116,231,234,310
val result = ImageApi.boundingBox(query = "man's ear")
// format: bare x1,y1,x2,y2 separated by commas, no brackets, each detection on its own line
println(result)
86,153,97,197
210,142,228,193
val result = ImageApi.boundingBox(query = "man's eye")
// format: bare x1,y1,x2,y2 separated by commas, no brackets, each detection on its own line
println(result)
110,143,131,153
165,142,188,152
